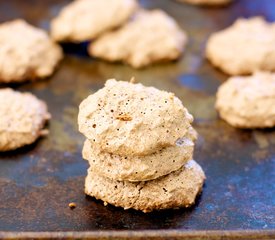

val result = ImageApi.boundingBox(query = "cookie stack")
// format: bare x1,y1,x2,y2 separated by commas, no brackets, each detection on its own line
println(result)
78,78,205,213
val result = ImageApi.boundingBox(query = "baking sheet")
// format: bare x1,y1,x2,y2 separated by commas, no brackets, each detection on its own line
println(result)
0,0,274,238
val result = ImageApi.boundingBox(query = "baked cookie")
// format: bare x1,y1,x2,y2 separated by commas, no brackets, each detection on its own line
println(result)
216,72,275,128
177,0,231,6
0,88,51,151
78,79,193,156
83,126,196,182
206,17,275,75
89,10,187,68
51,0,137,42
85,160,205,213
0,19,63,83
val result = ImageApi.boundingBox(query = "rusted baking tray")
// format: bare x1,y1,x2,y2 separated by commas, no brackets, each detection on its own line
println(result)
0,0,274,239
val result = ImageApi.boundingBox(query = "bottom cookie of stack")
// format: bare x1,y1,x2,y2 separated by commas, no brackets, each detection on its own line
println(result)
85,160,205,213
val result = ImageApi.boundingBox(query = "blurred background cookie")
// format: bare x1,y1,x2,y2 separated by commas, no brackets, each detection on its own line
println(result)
51,0,138,42
206,17,275,75
216,72,275,128
89,10,187,68
0,19,63,83
0,88,50,151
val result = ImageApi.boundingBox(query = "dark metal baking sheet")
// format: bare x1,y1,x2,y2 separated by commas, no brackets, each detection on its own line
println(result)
0,0,274,239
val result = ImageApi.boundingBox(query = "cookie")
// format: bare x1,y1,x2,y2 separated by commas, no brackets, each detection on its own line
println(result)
0,19,63,83
85,160,205,213
216,72,275,128
177,0,231,5
83,126,196,182
89,10,187,68
78,79,193,156
51,0,137,42
206,17,275,75
0,88,51,151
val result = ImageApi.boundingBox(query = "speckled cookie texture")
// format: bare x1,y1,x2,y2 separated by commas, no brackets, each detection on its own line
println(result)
51,0,137,42
216,72,275,128
78,79,193,156
89,10,187,68
177,0,231,5
0,88,51,151
0,19,63,83
85,160,205,213
206,17,275,75
82,126,197,182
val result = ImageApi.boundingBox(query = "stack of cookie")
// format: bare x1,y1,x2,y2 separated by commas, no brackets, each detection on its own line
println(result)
78,78,205,213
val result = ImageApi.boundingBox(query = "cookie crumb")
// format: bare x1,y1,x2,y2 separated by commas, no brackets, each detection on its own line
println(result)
68,202,76,209
116,114,132,121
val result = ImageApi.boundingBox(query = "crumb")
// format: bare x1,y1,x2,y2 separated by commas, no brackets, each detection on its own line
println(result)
68,202,76,209
116,114,132,121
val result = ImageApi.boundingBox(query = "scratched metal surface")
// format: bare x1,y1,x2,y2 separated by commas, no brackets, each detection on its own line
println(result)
0,0,275,237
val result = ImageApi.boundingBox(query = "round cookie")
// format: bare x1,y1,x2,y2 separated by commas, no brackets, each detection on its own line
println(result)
51,0,137,42
177,0,231,5
216,72,275,128
78,79,193,156
206,17,275,75
89,9,187,68
85,160,205,213
0,88,51,151
83,126,196,182
0,19,63,83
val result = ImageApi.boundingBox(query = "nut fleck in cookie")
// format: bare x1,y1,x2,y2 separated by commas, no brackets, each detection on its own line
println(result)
78,79,193,156
0,19,63,83
51,0,137,42
82,126,196,182
177,0,231,6
85,160,205,213
0,89,51,151
216,72,275,128
89,10,187,68
206,17,275,75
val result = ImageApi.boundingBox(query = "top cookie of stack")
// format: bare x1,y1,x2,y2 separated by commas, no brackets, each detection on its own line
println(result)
78,78,193,157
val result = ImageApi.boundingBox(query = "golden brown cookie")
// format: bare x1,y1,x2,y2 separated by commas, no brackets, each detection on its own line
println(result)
78,79,193,156
89,10,187,68
206,17,275,75
51,0,138,42
85,160,205,213
0,88,51,151
216,72,275,128
0,19,63,83
82,126,196,182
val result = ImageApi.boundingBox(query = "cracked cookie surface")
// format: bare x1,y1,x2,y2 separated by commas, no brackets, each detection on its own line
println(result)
0,19,63,83
0,88,51,151
78,79,193,156
85,160,205,213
